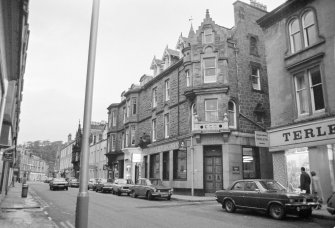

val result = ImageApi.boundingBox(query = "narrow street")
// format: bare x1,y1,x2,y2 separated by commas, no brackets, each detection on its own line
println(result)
29,182,334,228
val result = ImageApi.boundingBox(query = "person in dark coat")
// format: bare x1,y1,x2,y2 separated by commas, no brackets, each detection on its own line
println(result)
300,167,311,194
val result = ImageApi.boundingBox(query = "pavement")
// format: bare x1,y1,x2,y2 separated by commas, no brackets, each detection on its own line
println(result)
0,183,334,228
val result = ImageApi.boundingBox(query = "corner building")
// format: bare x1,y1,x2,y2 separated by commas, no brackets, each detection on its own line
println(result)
107,1,273,195
258,0,335,199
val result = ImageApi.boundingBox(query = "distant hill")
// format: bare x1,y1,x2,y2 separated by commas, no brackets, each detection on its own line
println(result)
20,140,64,167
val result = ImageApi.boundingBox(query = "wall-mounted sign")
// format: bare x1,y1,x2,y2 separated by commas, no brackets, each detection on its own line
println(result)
255,131,269,147
268,118,335,151
2,147,14,161
232,166,240,174
132,154,142,163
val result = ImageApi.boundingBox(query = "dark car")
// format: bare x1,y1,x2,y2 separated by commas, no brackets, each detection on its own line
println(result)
129,178,172,200
49,178,69,191
69,178,80,188
215,179,318,220
111,178,133,196
327,192,335,215
95,178,113,193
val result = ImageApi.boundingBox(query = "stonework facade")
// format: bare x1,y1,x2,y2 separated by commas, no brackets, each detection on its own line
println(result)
106,1,273,195
258,0,335,198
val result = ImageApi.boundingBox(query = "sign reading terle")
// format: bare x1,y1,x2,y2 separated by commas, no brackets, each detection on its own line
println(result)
2,147,15,161
255,131,269,147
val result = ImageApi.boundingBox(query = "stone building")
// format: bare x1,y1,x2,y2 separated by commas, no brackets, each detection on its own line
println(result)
258,0,335,199
59,134,75,179
106,1,273,195
0,0,29,199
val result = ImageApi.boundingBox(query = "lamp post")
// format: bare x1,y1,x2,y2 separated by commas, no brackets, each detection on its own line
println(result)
75,0,100,227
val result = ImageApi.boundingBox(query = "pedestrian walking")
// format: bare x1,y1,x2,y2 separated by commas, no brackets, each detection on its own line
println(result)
299,167,311,194
311,171,324,209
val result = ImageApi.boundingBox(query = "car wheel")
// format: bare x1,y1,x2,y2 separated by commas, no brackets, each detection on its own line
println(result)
224,199,236,213
50,186,53,191
167,196,171,201
299,208,312,218
117,191,121,196
147,191,153,200
269,204,285,220
66,187,68,191
131,190,137,198
95,188,98,192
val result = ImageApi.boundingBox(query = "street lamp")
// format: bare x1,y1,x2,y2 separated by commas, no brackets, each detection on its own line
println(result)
75,0,100,228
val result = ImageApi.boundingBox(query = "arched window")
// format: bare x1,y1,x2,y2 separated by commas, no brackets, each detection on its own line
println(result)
289,18,302,53
302,11,316,47
228,101,236,128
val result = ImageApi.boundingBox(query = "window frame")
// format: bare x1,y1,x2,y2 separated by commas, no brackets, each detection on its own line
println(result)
228,101,237,129
289,18,302,53
251,66,261,91
111,134,116,151
152,87,157,108
203,57,217,83
152,119,157,142
293,65,325,117
173,150,187,180
132,98,137,115
203,28,214,44
130,125,136,146
162,151,169,181
165,79,170,101
205,99,218,122
186,70,190,87
302,10,317,48
112,111,116,127
164,113,170,138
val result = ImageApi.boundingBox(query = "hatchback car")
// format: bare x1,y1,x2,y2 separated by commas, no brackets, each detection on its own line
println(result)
69,178,80,188
215,179,318,219
95,179,113,193
130,178,172,200
111,179,133,196
88,178,98,190
327,192,335,215
49,178,69,191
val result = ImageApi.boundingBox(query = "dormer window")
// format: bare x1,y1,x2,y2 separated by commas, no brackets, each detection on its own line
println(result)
164,56,170,69
203,28,214,44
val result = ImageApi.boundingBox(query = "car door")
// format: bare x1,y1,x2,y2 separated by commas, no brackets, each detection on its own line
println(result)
243,181,261,209
230,181,246,207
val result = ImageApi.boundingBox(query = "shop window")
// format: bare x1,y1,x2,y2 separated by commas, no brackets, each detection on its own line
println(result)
163,152,169,180
150,153,160,179
205,99,218,122
242,147,260,179
173,150,187,180
294,65,325,116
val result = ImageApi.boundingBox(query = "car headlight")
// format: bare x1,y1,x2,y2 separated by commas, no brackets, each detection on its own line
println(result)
153,188,157,192
157,190,160,193
289,199,295,203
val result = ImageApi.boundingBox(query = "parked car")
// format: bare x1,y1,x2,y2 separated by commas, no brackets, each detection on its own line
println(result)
129,178,172,200
88,178,98,190
111,178,133,196
49,178,69,191
215,179,318,220
327,192,335,215
68,178,80,188
95,178,113,193
44,177,53,183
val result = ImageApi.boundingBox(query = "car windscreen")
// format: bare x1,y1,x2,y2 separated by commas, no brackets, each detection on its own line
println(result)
259,180,286,191
54,178,66,182
149,179,162,186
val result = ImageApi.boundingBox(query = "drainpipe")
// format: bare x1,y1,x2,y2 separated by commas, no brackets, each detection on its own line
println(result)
191,136,194,196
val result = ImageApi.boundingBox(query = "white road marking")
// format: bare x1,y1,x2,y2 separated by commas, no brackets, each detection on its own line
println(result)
48,216,52,220
60,221,68,228
44,211,48,215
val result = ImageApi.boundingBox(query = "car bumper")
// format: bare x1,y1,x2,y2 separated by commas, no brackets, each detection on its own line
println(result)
120,189,131,193
52,185,68,188
285,202,318,212
152,192,172,198
102,187,113,191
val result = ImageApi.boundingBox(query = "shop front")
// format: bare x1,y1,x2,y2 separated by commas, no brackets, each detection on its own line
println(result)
268,117,335,200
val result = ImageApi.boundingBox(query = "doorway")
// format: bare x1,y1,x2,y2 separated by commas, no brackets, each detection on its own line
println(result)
204,145,223,193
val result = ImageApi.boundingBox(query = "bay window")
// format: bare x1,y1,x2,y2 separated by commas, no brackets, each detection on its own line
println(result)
205,99,218,122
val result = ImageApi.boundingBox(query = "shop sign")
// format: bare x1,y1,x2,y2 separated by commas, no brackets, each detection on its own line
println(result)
232,166,240,174
2,147,14,161
255,131,269,147
132,153,142,163
268,118,335,151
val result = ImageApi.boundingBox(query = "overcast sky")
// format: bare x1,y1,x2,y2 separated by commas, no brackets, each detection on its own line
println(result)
18,0,286,144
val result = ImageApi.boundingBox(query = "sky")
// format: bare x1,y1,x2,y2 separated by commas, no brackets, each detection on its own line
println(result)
18,0,286,144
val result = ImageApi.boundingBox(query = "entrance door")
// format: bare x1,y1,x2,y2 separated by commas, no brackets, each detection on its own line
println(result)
204,146,223,193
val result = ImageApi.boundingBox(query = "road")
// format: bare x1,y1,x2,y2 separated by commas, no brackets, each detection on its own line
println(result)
29,182,334,228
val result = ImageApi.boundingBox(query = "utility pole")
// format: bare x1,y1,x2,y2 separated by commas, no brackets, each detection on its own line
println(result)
75,0,100,227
